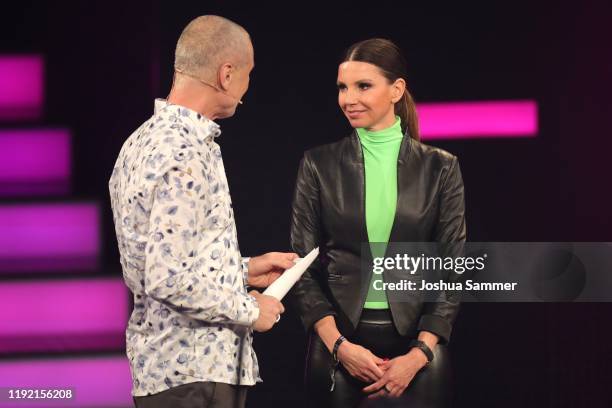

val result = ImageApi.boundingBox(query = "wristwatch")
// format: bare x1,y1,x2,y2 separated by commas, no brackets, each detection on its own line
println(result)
409,339,434,364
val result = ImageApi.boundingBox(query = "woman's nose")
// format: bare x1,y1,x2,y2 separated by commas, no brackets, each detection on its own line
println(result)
344,88,358,105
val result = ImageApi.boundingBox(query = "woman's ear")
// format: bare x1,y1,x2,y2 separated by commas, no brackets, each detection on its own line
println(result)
218,63,233,91
391,78,406,104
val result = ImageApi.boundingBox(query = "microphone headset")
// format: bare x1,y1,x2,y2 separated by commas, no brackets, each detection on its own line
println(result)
172,67,243,105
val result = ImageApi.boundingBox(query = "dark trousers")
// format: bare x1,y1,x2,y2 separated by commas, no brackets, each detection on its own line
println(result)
305,309,452,408
133,381,247,408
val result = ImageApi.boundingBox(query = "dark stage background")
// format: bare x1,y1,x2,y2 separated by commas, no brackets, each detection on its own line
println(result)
2,1,611,407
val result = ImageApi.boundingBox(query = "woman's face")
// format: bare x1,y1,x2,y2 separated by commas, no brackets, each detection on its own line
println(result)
337,61,403,131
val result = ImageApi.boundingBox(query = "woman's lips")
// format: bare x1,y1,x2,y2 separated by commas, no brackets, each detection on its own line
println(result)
346,110,366,119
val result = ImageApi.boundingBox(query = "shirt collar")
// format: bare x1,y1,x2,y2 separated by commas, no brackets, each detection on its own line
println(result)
154,98,221,143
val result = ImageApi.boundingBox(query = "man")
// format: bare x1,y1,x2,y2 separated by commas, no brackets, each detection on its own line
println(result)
109,15,296,408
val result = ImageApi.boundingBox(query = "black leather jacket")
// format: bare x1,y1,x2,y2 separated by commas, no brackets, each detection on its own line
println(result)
289,131,466,343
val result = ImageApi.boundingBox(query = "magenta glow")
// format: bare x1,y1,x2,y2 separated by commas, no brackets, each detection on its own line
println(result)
417,100,538,139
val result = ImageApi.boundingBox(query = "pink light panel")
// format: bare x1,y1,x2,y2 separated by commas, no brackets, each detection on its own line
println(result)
417,100,538,139
0,356,132,407
0,278,128,353
0,203,100,272
0,129,70,196
0,55,44,121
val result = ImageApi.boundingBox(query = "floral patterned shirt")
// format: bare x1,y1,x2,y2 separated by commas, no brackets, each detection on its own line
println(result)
109,99,261,397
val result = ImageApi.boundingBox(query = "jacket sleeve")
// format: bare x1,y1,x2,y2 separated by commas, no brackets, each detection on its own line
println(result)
417,156,466,343
289,153,337,331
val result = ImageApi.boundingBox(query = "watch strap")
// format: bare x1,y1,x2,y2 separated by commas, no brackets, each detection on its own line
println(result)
409,339,434,363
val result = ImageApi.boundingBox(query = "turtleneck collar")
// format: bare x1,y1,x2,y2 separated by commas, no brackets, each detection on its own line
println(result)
356,116,403,144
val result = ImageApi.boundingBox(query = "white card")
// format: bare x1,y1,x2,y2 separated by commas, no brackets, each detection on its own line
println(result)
263,247,319,300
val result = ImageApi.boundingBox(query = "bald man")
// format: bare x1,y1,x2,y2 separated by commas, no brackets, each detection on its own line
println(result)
109,16,296,408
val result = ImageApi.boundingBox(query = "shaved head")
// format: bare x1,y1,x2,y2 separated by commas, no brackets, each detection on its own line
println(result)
174,15,252,81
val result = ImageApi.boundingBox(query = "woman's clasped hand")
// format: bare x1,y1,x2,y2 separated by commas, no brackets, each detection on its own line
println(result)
336,340,428,398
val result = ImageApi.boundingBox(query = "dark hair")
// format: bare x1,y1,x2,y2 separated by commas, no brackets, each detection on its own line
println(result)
342,38,419,141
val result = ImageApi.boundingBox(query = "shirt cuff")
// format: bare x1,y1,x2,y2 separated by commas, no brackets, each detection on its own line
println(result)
245,291,260,326
241,256,251,288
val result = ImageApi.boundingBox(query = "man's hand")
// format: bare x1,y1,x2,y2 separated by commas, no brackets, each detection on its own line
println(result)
250,291,284,332
247,252,299,288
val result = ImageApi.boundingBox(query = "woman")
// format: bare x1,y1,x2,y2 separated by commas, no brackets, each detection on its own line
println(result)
290,38,466,407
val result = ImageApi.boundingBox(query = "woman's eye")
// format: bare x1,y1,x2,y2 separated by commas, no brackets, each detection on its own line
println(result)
359,83,371,90
337,84,347,91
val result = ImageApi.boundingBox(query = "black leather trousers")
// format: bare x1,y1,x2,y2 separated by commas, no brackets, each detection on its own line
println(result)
305,309,452,408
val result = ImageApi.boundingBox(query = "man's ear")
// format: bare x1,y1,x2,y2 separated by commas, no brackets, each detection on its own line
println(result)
218,63,233,91
391,78,406,104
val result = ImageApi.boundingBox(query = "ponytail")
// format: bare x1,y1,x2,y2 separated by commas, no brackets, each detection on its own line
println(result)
396,89,420,141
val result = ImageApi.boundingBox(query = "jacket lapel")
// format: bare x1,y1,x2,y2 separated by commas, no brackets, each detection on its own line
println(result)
345,132,372,261
387,133,413,245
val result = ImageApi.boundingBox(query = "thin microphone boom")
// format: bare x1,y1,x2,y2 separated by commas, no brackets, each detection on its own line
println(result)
174,68,243,104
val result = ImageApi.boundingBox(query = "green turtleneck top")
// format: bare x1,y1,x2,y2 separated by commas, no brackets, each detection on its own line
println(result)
357,116,403,309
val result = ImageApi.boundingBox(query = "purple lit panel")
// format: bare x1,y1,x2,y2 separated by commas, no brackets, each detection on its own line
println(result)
417,100,538,139
0,203,99,272
0,356,132,407
0,279,128,353
0,129,70,196
0,55,44,121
